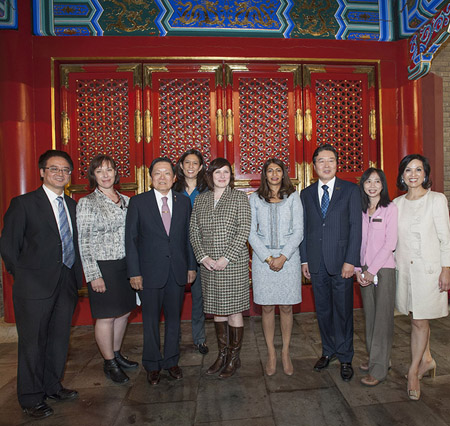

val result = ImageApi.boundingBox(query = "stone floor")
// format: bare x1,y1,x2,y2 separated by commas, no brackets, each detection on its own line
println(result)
1,310,450,426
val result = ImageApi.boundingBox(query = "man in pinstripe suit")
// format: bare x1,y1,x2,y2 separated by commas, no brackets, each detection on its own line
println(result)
300,144,362,382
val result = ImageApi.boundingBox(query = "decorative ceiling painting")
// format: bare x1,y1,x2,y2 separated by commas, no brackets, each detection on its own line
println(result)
0,0,18,29
408,2,450,79
155,0,294,37
27,0,448,40
398,0,450,37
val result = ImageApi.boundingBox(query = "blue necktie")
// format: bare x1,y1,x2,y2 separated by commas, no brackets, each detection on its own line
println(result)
56,196,75,268
321,185,330,218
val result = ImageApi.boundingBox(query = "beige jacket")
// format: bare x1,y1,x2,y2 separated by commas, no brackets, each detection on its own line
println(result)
394,191,450,319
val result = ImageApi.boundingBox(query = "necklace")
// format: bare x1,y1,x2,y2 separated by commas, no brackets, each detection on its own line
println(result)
99,188,120,204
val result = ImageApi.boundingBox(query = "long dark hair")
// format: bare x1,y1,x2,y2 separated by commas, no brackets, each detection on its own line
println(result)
396,153,432,191
206,158,234,190
173,149,207,193
256,158,295,202
87,154,120,190
359,167,391,213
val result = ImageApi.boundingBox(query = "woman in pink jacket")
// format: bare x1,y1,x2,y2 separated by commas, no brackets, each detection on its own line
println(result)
355,168,398,387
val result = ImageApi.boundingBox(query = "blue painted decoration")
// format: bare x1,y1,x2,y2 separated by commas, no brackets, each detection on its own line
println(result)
0,0,18,30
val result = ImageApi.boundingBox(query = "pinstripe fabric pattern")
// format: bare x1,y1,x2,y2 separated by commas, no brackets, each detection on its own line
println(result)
300,178,362,275
190,187,251,315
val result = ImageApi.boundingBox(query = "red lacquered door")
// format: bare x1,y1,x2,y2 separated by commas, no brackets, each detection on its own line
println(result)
224,63,302,190
302,64,378,185
59,63,144,198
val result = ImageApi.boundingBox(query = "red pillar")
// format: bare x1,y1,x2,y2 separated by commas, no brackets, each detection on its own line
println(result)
399,78,423,159
421,73,444,193
0,3,36,322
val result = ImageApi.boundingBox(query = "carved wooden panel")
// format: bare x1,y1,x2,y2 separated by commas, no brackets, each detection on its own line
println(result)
144,64,221,171
303,65,377,184
60,63,144,195
226,64,300,185
75,77,132,179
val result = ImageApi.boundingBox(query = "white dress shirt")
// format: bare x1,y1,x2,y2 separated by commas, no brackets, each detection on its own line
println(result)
154,189,173,217
42,184,73,234
317,176,336,204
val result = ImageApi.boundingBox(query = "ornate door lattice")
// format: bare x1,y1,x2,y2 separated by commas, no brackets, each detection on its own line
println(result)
303,65,377,184
60,64,144,196
75,78,131,178
59,62,378,194
143,64,222,188
225,64,301,186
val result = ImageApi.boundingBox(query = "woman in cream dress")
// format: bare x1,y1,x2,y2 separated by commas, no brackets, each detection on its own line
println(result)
394,154,450,401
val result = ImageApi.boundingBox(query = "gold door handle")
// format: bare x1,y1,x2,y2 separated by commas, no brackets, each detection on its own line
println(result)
226,108,234,142
305,109,312,142
216,109,224,142
295,109,303,141
61,111,70,145
135,110,142,143
144,109,152,143
369,109,376,140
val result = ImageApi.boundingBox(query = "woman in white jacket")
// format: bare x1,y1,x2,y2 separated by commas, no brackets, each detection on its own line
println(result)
394,154,450,401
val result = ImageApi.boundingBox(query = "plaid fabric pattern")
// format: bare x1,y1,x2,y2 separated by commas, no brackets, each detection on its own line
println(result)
190,187,251,315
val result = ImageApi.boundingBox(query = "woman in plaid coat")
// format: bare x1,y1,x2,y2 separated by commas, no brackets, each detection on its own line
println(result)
190,158,251,378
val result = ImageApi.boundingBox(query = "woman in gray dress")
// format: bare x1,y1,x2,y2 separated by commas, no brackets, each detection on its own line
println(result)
190,158,251,378
248,159,303,376
77,154,137,384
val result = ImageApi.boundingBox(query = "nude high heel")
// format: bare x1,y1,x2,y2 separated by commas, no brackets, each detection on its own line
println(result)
265,353,277,376
418,359,436,379
281,350,294,376
407,387,420,401
407,374,420,401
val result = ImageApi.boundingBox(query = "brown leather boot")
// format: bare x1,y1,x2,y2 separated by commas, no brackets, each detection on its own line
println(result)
219,326,243,379
206,321,228,375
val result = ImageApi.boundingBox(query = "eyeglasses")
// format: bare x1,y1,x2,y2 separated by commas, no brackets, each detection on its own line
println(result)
43,166,72,175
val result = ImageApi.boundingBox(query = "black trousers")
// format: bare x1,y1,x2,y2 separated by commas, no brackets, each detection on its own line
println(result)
140,270,185,371
310,258,354,363
13,266,78,408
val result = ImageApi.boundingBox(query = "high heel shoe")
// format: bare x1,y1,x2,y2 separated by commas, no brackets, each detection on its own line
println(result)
407,386,420,401
281,350,294,376
407,375,420,401
418,359,436,379
265,354,277,376
359,361,369,372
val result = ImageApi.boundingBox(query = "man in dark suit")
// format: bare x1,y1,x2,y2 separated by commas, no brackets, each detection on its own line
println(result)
125,157,196,385
300,144,361,382
0,150,82,419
